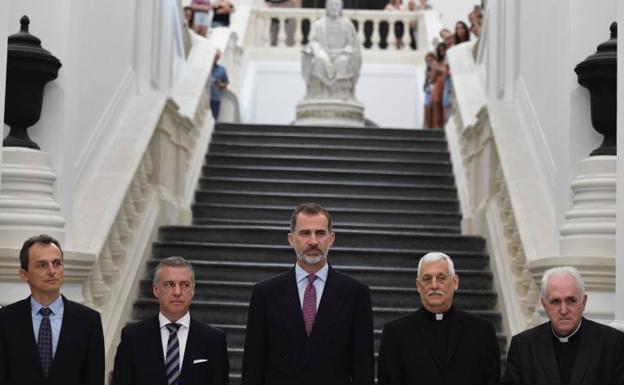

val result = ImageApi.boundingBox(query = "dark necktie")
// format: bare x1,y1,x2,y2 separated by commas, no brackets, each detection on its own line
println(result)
302,274,317,336
38,307,53,377
165,323,182,385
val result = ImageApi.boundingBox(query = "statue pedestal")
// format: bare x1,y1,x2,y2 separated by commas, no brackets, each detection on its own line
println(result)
0,147,66,248
559,156,615,257
295,99,365,127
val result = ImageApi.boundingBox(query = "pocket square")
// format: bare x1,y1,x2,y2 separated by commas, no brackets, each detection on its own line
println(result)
193,359,208,364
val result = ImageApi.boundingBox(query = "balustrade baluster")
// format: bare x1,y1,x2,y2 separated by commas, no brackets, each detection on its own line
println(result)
370,18,380,50
278,16,288,47
357,17,367,48
293,16,303,46
387,18,398,50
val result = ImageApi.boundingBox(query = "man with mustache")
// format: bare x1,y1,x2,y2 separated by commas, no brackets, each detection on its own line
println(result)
0,234,105,385
377,252,500,385
242,203,374,385
501,266,624,385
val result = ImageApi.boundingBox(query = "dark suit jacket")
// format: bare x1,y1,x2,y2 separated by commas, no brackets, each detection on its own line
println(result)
112,315,229,385
0,296,104,385
501,318,624,385
241,266,374,385
377,308,500,385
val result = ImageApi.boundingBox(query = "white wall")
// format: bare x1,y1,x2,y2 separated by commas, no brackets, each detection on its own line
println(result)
0,1,7,179
240,61,423,128
428,0,476,30
482,0,616,251
615,2,624,330
4,0,187,249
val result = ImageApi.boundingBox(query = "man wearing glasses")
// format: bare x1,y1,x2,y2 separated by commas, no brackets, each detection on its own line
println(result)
377,252,500,385
112,256,229,385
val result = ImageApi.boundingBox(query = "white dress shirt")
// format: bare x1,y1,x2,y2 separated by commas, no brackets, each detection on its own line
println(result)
159,312,190,370
295,263,328,310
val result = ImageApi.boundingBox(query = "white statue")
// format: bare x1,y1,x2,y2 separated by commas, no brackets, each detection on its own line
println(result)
301,0,361,100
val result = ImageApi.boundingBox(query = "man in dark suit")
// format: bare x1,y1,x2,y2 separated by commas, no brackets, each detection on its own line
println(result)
0,234,105,385
242,203,374,385
502,266,624,385
112,256,229,385
377,252,500,385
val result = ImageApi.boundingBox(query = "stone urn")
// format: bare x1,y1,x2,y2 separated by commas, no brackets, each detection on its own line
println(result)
574,22,617,156
4,15,62,150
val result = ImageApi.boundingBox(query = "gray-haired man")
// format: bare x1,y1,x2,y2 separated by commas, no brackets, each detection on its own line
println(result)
377,252,500,385
112,256,229,385
502,266,624,385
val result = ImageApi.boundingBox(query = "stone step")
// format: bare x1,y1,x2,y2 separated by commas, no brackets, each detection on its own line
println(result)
190,219,461,234
205,153,453,173
133,298,502,332
210,323,508,356
198,177,458,198
138,279,497,309
208,142,450,162
144,260,493,290
159,225,485,251
189,204,462,227
214,123,445,139
152,242,488,268
201,165,455,186
193,190,459,213
211,131,448,149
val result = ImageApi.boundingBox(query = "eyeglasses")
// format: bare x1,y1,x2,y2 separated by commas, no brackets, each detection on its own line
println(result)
159,281,194,291
419,274,450,286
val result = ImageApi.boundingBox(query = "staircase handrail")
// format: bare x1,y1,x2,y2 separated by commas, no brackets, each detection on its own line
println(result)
71,33,218,369
445,39,555,337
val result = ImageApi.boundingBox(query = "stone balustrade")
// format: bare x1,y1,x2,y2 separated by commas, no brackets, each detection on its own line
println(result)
245,7,427,52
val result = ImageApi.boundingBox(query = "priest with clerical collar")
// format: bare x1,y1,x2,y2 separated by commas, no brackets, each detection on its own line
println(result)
502,266,624,385
377,252,501,385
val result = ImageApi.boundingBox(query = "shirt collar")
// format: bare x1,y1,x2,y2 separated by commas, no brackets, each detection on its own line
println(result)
159,311,191,329
552,318,583,343
421,304,455,321
31,295,64,316
295,263,329,284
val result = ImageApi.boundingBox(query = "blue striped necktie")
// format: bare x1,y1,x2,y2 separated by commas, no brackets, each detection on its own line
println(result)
38,307,53,377
165,323,182,385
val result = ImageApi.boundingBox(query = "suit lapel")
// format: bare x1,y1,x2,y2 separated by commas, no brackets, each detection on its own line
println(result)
297,266,346,374
445,310,463,367
535,322,561,385
15,297,45,379
141,316,168,385
569,319,597,385
180,318,198,384
50,296,74,378
413,309,445,372
278,268,308,342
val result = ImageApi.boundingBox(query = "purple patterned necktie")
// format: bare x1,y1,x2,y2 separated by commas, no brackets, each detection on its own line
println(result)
38,307,53,377
302,273,317,336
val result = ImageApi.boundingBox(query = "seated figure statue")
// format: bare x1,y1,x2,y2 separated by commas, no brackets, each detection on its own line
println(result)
302,0,361,100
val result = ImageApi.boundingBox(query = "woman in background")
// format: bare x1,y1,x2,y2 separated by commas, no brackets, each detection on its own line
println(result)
454,21,470,44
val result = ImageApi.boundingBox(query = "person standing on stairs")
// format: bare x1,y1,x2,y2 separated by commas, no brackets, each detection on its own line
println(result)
242,202,375,385
0,234,105,385
377,252,500,385
112,256,229,385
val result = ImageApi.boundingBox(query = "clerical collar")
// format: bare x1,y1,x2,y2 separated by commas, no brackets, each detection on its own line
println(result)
552,319,582,343
422,305,455,321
